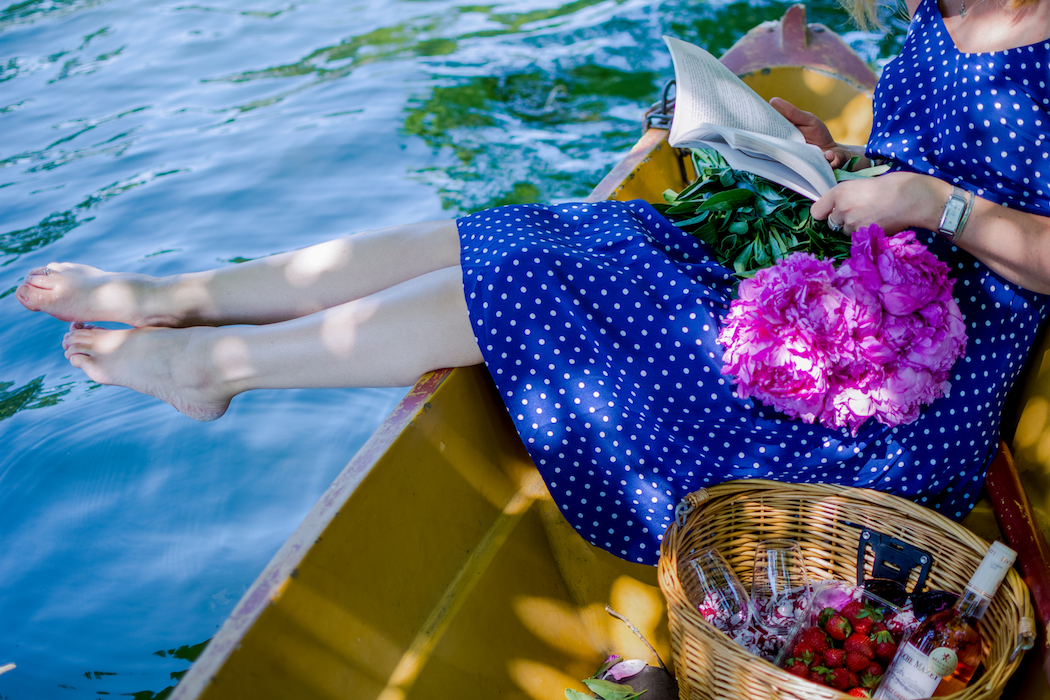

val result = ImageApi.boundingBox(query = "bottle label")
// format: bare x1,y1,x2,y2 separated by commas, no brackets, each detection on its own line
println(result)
874,643,943,700
928,646,958,677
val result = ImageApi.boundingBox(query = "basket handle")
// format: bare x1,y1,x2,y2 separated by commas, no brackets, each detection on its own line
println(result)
674,489,711,528
1011,616,1037,663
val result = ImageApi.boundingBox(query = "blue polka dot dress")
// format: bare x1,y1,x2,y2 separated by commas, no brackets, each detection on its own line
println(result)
457,3,1050,565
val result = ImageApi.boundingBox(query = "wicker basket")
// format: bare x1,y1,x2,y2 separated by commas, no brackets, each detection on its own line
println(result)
658,480,1034,700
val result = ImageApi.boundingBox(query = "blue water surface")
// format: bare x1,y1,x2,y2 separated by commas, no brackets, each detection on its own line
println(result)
0,0,901,696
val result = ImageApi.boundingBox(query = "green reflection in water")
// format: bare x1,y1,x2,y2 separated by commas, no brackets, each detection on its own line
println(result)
210,0,620,114
459,0,623,37
403,61,658,212
73,639,210,699
127,639,210,699
173,4,293,20
1,168,181,265
0,0,100,30
0,376,73,421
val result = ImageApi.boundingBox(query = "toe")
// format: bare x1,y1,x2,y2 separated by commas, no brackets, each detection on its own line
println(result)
15,284,40,311
24,270,58,289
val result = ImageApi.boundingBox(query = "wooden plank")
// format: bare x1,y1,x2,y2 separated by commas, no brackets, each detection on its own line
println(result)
985,442,1050,686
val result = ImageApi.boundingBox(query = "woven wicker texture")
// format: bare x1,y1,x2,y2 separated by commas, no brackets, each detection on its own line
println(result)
658,480,1033,700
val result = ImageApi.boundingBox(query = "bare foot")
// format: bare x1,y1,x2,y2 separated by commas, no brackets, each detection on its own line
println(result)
17,263,178,327
63,322,234,421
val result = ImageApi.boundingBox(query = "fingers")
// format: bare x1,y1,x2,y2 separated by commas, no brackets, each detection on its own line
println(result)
769,97,819,128
769,97,802,124
811,191,835,222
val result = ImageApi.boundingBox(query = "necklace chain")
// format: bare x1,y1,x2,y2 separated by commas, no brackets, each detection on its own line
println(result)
959,0,987,18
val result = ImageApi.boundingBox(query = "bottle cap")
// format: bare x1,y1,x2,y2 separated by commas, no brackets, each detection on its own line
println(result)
969,541,1018,599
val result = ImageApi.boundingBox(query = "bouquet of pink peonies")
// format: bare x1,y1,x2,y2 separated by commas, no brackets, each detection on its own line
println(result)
717,224,967,434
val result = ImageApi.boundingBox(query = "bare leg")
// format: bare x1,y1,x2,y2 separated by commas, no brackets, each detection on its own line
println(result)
61,267,482,420
18,219,461,327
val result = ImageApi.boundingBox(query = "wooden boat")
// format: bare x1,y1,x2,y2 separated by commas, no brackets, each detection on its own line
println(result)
170,6,1050,699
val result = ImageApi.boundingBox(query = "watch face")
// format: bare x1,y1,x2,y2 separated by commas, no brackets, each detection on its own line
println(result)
941,194,966,233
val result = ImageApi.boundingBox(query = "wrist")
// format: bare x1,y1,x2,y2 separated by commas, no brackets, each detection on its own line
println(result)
935,184,975,244
918,176,954,231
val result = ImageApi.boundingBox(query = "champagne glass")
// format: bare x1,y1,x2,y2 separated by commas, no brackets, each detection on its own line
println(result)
751,539,810,635
680,547,752,633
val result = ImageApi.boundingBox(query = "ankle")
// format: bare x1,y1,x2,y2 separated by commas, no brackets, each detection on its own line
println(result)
155,273,215,327
190,327,256,396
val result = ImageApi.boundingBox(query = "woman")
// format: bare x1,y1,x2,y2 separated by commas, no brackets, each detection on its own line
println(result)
16,0,1050,565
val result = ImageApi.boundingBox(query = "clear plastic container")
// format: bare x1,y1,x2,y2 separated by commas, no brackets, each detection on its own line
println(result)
774,580,910,672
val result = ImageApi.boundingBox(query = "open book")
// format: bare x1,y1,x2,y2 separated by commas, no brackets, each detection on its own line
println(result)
664,36,837,201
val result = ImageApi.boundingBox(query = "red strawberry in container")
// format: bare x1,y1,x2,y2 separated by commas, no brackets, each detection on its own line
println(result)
863,661,883,679
860,669,883,689
824,648,846,668
846,651,871,672
827,667,853,691
844,632,875,660
847,688,871,697
800,626,830,653
840,600,864,623
825,614,853,641
785,657,809,678
873,629,898,662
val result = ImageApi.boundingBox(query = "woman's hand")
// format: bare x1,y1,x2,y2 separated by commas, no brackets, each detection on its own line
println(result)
812,171,948,235
770,97,860,169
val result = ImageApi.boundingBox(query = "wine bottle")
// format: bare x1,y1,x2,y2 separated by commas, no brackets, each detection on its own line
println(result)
873,540,1017,700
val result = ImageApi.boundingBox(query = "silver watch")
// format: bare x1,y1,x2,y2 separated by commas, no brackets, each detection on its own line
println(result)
937,186,972,243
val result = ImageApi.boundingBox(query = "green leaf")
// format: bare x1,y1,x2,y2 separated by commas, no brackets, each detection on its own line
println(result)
697,188,753,211
663,148,855,278
582,678,647,700
565,690,593,700
834,163,891,181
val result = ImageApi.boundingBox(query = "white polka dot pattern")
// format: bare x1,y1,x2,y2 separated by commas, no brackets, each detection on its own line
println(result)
866,0,1050,215
458,199,1048,565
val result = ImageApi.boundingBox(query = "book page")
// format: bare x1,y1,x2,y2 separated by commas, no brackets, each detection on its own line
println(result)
664,36,803,145
707,142,825,200
678,124,836,199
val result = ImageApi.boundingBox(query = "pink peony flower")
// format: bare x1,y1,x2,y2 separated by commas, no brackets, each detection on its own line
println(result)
718,224,967,434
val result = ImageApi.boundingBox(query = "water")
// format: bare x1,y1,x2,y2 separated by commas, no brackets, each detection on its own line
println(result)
0,0,904,697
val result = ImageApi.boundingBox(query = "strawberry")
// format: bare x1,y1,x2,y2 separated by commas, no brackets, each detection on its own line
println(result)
844,632,875,659
852,615,874,635
860,670,883,689
817,606,838,628
874,630,898,661
785,658,809,678
827,667,852,691
840,600,864,622
846,651,872,672
792,641,814,658
823,648,845,668
847,689,871,698
848,670,860,688
871,621,889,635
809,669,828,686
801,626,831,653
825,614,853,641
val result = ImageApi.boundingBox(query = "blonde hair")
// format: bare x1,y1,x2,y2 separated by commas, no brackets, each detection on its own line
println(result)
839,0,1039,30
